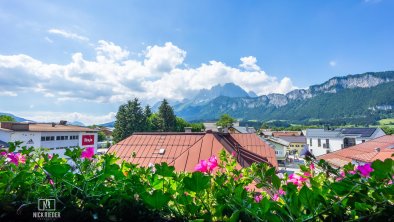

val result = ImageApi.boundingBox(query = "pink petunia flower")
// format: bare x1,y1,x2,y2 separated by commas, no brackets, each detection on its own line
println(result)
0,151,7,156
194,160,208,173
254,194,263,203
272,194,279,201
278,188,286,195
7,153,26,165
357,163,373,177
310,163,315,170
207,156,218,171
81,147,95,160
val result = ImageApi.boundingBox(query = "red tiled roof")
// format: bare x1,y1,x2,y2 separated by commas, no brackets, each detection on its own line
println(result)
318,135,394,167
108,132,278,172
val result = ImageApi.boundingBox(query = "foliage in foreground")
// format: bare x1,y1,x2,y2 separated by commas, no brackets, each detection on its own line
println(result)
0,143,393,222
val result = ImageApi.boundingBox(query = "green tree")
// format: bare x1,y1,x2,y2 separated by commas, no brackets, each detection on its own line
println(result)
191,123,205,132
144,105,152,118
98,131,106,142
175,117,189,132
113,98,146,143
146,113,162,132
0,115,15,122
216,114,236,128
158,99,176,132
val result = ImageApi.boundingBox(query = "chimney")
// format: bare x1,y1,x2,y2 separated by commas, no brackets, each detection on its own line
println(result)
374,147,381,152
223,127,229,133
184,127,192,133
217,126,223,133
52,122,56,127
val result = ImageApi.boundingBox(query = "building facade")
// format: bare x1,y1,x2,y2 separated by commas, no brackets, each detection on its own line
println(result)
306,128,386,156
0,122,98,158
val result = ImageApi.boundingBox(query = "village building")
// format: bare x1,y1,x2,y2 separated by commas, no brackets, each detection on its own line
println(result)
107,130,277,172
0,122,98,158
317,135,394,167
278,136,307,154
306,128,385,156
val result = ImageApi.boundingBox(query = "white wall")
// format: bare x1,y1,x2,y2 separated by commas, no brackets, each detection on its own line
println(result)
0,130,11,143
10,131,42,149
307,137,344,156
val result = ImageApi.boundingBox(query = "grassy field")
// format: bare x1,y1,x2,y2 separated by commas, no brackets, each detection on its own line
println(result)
379,118,394,125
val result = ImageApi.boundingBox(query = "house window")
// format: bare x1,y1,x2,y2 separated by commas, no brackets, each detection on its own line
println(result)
41,137,45,141
45,136,50,141
326,139,330,148
310,138,312,146
51,136,55,141
362,140,365,143
65,136,68,140
318,139,321,147
60,136,65,140
56,136,61,140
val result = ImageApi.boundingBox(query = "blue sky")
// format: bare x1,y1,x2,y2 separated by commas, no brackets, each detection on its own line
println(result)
0,0,393,124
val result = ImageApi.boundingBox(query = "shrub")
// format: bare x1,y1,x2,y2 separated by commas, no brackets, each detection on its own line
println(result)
0,143,393,221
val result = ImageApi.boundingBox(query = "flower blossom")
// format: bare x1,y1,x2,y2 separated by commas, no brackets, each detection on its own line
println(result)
81,147,95,160
287,174,308,187
254,194,263,203
7,153,26,166
194,155,218,173
357,163,373,177
194,160,208,172
309,163,315,170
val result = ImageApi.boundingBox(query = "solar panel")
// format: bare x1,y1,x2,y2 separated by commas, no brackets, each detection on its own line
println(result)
342,128,376,137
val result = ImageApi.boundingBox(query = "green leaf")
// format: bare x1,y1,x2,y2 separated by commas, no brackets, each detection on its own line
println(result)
183,172,210,193
229,210,240,222
271,174,281,189
44,163,70,178
371,159,393,180
299,186,315,210
142,190,170,209
155,162,175,177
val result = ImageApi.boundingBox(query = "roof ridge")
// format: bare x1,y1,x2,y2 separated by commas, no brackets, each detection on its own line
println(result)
168,133,207,165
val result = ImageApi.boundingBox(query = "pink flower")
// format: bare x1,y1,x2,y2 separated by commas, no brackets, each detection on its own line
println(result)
194,160,208,173
348,170,356,175
254,194,263,203
7,153,26,166
207,156,218,171
303,172,312,177
231,151,236,157
245,187,250,191
234,173,243,181
48,154,53,159
310,163,315,170
81,147,95,160
272,194,279,201
49,179,54,186
278,188,285,195
287,174,308,187
0,151,7,156
357,163,373,177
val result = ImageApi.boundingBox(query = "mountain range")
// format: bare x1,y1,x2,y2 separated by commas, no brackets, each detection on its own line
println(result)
173,71,394,124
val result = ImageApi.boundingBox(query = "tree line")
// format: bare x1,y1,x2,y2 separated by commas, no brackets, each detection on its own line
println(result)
112,99,204,143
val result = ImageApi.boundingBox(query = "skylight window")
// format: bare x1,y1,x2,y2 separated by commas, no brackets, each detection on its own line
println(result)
159,148,165,155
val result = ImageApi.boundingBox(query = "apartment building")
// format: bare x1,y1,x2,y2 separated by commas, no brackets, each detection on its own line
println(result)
0,122,98,158
306,128,385,156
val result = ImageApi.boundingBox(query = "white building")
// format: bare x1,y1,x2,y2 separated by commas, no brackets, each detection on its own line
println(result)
306,128,386,156
0,122,98,158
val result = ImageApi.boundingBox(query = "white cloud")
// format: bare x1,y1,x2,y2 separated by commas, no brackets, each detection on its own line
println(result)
329,60,337,67
44,36,54,44
48,29,89,42
15,111,116,125
0,41,296,104
240,56,260,71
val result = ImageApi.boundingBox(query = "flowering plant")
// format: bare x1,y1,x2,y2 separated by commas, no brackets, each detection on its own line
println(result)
0,142,393,221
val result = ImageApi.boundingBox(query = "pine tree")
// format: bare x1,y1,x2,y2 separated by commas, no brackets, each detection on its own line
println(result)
158,99,176,132
113,98,146,143
144,105,152,118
